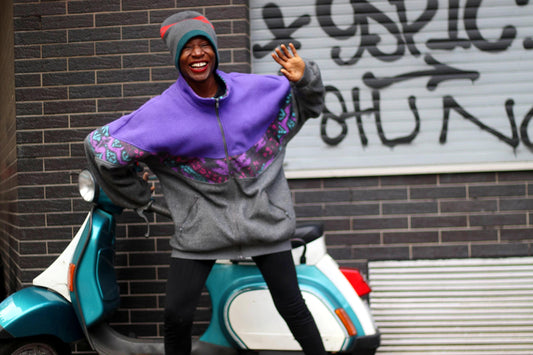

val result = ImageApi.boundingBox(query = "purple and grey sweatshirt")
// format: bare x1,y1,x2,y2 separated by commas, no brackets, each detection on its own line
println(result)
84,61,324,259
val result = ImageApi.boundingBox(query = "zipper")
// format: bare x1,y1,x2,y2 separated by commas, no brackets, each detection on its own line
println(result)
215,98,233,178
215,98,243,256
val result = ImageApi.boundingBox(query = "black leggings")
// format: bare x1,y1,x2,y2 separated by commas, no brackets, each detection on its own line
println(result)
164,250,326,355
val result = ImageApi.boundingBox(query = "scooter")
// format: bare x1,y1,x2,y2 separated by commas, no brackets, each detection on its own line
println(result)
0,170,380,355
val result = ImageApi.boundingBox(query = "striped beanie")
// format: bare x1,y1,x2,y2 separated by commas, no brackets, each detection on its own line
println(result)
160,11,219,71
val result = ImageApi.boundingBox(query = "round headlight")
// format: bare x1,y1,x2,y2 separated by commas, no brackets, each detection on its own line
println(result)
78,170,97,202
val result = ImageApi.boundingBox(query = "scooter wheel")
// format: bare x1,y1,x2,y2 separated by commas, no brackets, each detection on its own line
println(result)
0,336,71,355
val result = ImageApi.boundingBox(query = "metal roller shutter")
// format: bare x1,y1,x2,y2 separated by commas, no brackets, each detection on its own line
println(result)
250,1,533,178
368,257,533,354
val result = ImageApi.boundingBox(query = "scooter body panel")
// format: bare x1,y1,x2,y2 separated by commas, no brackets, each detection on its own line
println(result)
70,208,120,328
202,262,361,352
0,286,84,343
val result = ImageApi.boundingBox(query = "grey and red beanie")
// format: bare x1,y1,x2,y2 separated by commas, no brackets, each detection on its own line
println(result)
160,11,219,71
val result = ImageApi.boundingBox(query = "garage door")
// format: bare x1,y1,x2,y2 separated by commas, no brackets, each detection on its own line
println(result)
368,257,533,354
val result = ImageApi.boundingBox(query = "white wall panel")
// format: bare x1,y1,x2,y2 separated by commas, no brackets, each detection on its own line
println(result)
368,257,533,354
250,1,533,178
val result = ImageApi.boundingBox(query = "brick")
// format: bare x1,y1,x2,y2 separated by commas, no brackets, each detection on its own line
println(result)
98,97,150,112
46,185,81,199
68,27,121,43
440,172,496,184
123,53,173,68
17,116,69,130
469,184,525,198
469,213,526,227
43,71,95,86
18,187,45,200
382,201,437,215
471,243,530,258
14,16,41,31
352,245,410,261
130,280,165,294
354,188,407,202
17,144,70,159
383,231,439,244
412,245,469,259
324,203,379,217
43,43,95,58
41,14,94,30
47,212,87,227
15,58,67,74
18,171,71,186
116,266,156,281
18,199,71,213
16,87,67,101
14,2,66,17
17,158,43,172
16,102,43,115
44,129,92,143
323,176,377,189
150,67,179,82
16,131,42,144
67,0,121,14
206,6,248,21
44,100,96,114
381,174,437,186
15,30,66,45
411,215,467,228
442,229,498,242
353,216,408,230
15,46,41,60
294,205,322,218
410,186,466,199
122,24,160,40
96,11,149,27
440,199,497,213
69,85,122,99
500,198,533,211
69,56,122,71
295,189,351,204
122,0,175,11
501,228,533,241
97,69,151,84
326,232,380,246
123,82,171,97
96,40,150,55
70,113,117,127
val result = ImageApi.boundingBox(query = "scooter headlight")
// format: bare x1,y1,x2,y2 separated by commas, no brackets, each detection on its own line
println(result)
78,170,98,202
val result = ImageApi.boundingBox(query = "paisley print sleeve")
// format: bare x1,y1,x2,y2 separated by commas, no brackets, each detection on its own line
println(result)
88,125,148,166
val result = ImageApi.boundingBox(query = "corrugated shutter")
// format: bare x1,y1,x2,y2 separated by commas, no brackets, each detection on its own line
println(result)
250,1,533,178
368,257,533,354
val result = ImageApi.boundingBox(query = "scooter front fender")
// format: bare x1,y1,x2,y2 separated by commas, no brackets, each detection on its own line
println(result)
0,286,84,343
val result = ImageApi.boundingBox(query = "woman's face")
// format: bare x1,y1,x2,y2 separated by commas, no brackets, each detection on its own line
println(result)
179,36,217,85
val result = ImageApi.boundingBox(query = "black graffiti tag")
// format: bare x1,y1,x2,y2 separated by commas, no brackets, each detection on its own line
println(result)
254,0,533,149
252,3,311,59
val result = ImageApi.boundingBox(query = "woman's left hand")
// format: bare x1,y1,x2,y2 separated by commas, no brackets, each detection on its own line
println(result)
272,43,305,82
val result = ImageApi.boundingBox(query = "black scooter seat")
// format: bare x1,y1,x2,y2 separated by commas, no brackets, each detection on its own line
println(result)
290,223,324,248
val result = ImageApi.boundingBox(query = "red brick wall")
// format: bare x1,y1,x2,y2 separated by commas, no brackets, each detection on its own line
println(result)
8,0,533,353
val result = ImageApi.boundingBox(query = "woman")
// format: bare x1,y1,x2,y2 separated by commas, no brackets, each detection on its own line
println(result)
84,11,326,355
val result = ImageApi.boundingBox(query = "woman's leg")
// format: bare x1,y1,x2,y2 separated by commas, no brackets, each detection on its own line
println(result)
253,250,327,355
164,257,215,355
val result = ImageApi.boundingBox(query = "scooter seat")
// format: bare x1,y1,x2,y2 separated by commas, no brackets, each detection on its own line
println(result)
291,223,324,248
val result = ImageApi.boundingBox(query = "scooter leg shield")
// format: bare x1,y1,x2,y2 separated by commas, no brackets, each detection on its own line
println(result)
0,287,84,344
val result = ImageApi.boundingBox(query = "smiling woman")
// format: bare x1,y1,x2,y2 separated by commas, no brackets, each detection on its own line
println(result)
84,9,326,355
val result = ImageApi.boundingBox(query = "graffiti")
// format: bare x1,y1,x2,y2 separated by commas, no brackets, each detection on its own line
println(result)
253,1,533,150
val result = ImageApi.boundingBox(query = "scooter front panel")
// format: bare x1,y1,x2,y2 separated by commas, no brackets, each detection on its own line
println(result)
0,287,84,343
71,209,120,327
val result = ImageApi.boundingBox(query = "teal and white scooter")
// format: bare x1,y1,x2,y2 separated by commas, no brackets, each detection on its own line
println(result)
0,170,380,355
